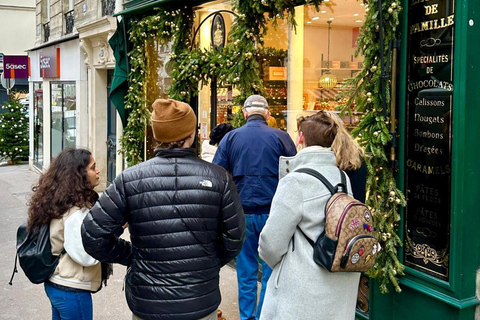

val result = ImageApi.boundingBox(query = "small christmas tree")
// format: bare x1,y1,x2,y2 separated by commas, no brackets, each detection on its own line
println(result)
0,94,29,164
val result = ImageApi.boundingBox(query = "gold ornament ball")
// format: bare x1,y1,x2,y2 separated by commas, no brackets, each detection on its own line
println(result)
373,131,379,137
367,97,372,103
370,66,377,72
391,2,398,8
389,191,396,197
382,235,387,242
395,198,401,204
387,233,392,238
377,194,382,199
366,92,372,97
389,197,395,202
392,269,397,275
388,7,394,14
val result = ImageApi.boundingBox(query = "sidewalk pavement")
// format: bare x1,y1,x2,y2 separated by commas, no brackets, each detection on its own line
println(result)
0,164,240,320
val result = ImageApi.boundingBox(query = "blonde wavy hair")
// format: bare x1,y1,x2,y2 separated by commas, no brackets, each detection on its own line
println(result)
297,110,365,171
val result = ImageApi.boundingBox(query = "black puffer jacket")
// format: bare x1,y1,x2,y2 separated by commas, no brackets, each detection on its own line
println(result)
82,148,245,320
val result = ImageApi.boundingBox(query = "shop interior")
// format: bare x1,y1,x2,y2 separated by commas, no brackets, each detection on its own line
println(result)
195,0,366,136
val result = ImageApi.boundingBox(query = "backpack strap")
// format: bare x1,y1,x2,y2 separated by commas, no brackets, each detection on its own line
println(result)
8,254,18,285
295,168,349,194
295,168,336,195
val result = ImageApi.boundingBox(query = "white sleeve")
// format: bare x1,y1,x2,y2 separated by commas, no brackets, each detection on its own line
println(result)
64,208,99,267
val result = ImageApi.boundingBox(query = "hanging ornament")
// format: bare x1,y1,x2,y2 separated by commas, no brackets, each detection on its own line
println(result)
391,2,398,8
389,191,396,197
388,7,394,14
370,65,377,72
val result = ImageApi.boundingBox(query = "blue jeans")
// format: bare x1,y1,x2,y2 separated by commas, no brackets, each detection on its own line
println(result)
44,282,93,320
237,214,272,320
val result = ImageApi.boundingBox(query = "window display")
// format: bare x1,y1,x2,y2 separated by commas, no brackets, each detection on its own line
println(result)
50,82,76,159
303,3,365,129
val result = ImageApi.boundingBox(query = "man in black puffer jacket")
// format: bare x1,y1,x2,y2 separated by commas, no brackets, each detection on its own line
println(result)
81,99,245,320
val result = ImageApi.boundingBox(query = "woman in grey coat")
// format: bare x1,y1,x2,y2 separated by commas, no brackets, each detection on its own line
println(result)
259,111,362,320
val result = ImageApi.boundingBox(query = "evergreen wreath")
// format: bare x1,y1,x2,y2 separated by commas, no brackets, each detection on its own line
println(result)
123,0,404,293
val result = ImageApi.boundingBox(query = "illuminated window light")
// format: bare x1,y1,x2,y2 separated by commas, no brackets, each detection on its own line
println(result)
312,16,320,20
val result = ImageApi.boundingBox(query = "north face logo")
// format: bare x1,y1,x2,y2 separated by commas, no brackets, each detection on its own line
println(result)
199,180,212,188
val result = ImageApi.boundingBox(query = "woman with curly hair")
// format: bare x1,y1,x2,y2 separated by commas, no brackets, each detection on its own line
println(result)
28,148,102,320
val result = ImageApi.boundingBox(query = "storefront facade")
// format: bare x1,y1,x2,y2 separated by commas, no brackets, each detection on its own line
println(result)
29,38,88,171
113,0,480,319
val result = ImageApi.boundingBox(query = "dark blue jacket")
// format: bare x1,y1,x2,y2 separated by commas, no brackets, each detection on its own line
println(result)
213,115,297,215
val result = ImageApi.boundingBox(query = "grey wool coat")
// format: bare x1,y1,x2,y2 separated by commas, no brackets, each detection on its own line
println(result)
259,146,361,320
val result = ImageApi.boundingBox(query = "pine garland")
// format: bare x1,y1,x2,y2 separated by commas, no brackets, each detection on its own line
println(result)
0,94,29,164
341,0,406,293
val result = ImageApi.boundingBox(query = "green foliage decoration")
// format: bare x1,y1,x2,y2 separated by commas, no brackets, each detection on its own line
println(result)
0,94,29,164
123,0,321,165
339,0,405,293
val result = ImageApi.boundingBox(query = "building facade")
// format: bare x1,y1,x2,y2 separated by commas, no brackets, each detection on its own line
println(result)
0,0,36,105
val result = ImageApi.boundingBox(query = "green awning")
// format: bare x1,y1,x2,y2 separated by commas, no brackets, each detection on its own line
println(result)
116,0,212,17
109,18,129,128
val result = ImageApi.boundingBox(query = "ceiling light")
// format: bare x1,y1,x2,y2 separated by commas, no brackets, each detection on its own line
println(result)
355,20,363,23
307,21,312,24
312,16,320,20
320,10,327,13
329,17,334,20
319,21,337,90
353,13,359,16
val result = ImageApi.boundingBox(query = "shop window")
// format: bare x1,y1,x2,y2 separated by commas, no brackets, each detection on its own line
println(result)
33,83,43,169
50,83,76,159
303,2,365,129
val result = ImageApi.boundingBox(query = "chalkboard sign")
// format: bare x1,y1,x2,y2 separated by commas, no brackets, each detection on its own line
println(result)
404,0,454,281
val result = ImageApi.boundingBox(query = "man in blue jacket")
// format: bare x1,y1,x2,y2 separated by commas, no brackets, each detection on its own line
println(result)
213,95,296,320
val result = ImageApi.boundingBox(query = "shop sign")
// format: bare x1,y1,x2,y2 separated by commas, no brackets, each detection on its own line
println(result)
3,55,29,79
211,13,226,50
404,0,454,281
40,48,60,78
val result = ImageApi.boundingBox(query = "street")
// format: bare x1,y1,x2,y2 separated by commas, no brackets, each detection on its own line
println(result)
0,164,240,320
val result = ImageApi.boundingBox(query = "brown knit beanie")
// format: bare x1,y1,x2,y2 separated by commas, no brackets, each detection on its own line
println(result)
151,99,197,143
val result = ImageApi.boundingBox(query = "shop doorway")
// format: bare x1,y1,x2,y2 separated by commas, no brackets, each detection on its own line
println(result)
106,70,117,185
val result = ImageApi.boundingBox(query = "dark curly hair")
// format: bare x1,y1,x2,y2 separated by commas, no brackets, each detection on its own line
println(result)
27,148,99,231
